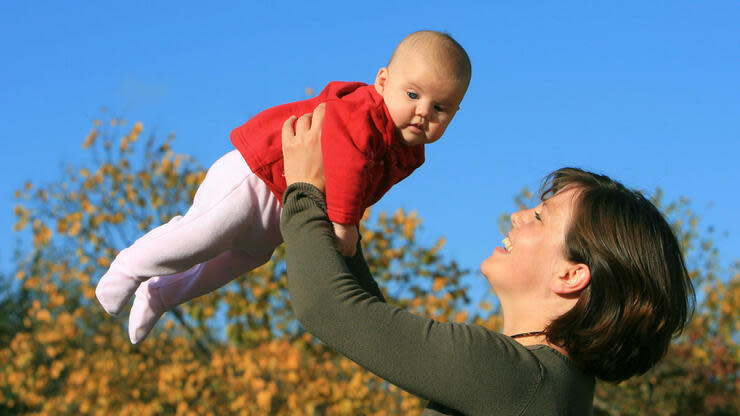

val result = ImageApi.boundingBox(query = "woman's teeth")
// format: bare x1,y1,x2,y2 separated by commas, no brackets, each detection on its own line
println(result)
502,237,513,252
503,238,512,252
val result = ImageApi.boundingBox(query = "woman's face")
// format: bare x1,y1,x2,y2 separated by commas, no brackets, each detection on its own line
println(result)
481,187,580,298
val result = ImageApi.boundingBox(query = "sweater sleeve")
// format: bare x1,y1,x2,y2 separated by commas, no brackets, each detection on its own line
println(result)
344,234,386,303
281,183,546,416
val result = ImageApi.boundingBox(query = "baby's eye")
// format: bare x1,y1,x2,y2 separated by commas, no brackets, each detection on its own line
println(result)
407,91,418,99
534,211,542,221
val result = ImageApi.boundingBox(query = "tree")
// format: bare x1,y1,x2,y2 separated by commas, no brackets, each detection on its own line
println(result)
1,116,736,415
0,116,478,415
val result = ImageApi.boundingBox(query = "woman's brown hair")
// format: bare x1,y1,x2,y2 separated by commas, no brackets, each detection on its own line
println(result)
541,168,695,382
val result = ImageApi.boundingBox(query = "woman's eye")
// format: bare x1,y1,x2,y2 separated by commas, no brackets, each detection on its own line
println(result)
407,91,418,99
434,104,445,112
534,211,542,221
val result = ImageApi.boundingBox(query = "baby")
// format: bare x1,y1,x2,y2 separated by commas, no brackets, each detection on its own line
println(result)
95,30,471,343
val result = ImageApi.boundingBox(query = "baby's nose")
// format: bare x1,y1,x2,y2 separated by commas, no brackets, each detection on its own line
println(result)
416,102,432,117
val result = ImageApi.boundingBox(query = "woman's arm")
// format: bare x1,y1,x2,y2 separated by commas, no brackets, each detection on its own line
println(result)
281,183,542,414
280,108,543,415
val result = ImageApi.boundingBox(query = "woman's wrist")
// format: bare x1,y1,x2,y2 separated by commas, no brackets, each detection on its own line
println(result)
283,182,328,215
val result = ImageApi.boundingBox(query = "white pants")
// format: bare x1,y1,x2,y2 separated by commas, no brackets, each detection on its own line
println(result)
104,150,282,312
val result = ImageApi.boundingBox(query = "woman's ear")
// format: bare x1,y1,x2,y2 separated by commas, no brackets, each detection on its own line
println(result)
374,67,388,95
551,263,591,295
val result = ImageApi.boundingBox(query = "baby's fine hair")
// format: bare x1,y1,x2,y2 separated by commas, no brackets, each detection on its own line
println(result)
388,30,472,89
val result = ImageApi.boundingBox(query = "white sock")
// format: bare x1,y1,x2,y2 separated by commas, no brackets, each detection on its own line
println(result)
128,279,167,344
95,260,141,315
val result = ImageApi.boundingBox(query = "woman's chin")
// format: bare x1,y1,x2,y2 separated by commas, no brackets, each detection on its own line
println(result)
480,249,505,271
479,259,498,286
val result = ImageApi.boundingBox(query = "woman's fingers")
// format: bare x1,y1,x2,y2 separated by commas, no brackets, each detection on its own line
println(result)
310,103,326,135
281,115,298,152
294,112,313,135
281,103,327,192
286,104,325,144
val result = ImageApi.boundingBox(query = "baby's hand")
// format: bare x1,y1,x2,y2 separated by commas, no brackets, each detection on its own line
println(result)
332,222,358,257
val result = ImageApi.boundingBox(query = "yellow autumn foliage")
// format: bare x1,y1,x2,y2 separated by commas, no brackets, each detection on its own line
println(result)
2,116,737,415
1,117,474,415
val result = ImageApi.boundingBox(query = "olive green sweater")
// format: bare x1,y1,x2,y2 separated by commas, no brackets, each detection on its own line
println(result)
281,183,595,416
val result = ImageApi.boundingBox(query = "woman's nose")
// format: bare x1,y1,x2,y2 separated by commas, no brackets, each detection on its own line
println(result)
510,209,531,228
510,211,521,228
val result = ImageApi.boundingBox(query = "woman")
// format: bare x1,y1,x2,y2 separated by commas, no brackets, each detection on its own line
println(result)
279,105,694,415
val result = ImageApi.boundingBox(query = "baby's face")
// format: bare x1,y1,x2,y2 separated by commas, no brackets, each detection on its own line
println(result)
375,53,467,146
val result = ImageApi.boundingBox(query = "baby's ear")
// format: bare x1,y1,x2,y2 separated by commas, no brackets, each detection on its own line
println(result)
374,67,388,95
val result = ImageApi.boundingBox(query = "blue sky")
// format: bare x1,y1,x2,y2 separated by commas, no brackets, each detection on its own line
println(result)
1,2,738,298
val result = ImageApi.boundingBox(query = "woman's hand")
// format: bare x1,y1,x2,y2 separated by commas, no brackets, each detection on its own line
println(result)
332,222,359,257
282,103,326,192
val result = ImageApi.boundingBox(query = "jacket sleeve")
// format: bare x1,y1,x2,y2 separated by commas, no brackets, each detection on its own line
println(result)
321,98,382,225
281,183,545,416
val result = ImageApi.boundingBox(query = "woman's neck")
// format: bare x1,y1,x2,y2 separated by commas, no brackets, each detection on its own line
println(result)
500,298,550,337
500,299,570,357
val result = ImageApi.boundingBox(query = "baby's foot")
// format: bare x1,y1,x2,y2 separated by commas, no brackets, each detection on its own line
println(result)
128,280,167,344
95,268,141,315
